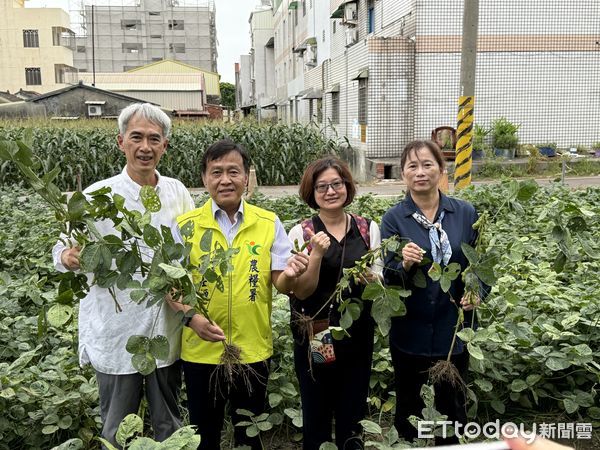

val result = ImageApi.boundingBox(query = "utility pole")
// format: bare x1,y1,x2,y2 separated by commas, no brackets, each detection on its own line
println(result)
454,0,479,189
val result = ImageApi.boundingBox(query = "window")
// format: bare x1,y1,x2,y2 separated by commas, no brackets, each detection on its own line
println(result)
150,34,162,39
333,21,336,34
169,43,185,53
23,30,39,48
123,65,141,71
121,20,142,31
152,57,162,61
168,20,184,30
331,92,339,124
358,78,368,125
302,0,306,16
322,29,325,42
148,11,160,16
55,64,76,84
367,0,375,34
309,100,313,121
25,68,41,86
122,43,143,53
77,45,86,53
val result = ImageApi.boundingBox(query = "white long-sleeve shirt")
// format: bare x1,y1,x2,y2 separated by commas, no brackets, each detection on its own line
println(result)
52,168,195,374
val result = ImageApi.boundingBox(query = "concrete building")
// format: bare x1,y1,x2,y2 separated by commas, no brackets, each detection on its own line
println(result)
239,0,600,176
236,3,277,120
0,82,151,119
73,0,217,75
0,0,77,94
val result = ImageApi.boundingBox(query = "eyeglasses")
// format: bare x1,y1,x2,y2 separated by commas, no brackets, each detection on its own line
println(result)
315,180,345,193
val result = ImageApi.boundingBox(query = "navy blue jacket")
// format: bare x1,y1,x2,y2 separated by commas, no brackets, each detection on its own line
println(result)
381,192,478,357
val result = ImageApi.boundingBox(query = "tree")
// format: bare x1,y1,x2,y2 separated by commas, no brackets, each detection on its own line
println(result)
220,82,235,110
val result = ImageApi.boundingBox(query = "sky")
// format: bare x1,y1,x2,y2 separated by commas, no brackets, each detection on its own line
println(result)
23,0,257,83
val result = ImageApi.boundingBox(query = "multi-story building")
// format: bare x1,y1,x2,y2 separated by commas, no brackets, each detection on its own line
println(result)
236,2,276,120
241,0,600,169
73,0,217,74
0,0,77,94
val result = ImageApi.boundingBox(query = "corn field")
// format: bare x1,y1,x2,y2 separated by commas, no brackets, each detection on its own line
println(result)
0,120,339,189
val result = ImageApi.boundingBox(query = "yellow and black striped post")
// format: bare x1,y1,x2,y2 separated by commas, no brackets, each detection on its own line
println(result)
454,96,474,189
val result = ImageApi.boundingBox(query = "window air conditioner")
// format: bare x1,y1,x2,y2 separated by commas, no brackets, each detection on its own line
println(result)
88,105,102,116
345,28,358,47
343,2,358,24
305,45,317,66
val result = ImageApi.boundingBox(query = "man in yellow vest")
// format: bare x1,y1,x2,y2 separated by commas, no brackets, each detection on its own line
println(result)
171,139,309,449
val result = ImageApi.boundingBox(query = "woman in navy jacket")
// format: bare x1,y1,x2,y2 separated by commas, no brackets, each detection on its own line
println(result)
381,140,480,444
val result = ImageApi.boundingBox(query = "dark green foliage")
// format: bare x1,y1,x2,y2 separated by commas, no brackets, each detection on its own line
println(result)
0,121,338,189
219,82,236,110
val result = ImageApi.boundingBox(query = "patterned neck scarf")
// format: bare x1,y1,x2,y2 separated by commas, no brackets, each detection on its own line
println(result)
411,210,452,265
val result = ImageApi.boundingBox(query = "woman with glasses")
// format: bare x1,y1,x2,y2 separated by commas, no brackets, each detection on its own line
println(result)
288,156,381,450
380,140,481,444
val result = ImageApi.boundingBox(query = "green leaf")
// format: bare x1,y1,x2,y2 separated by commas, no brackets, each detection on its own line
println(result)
257,421,273,431
474,379,493,392
116,414,144,447
80,243,112,272
200,229,213,252
563,397,579,414
140,185,161,212
362,282,384,300
517,179,538,201
269,393,283,407
510,379,528,392
130,290,147,303
58,415,73,429
159,262,187,279
42,425,60,434
359,419,382,435
545,356,571,371
128,438,161,450
149,335,170,361
440,276,451,293
490,400,505,414
588,407,600,419
456,328,475,342
143,224,162,248
180,220,194,239
67,191,87,221
461,243,479,265
132,353,156,376
339,309,354,329
526,374,542,386
319,443,338,450
413,269,426,288
346,302,361,320
467,342,484,360
246,424,259,438
428,262,442,281
47,304,73,328
96,438,119,450
52,438,84,450
553,251,567,273
126,335,149,354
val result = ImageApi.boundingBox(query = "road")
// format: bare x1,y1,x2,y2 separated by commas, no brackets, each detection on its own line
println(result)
194,175,600,199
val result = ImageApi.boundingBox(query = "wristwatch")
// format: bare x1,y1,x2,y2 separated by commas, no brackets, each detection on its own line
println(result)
182,312,195,327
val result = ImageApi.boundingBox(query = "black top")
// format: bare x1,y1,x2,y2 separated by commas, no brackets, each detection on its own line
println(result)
381,192,479,357
290,215,373,343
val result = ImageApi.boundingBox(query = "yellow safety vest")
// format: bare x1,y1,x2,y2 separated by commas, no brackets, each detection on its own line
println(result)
177,199,276,364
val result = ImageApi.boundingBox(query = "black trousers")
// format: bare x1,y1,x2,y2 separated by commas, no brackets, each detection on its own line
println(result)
391,348,469,445
294,327,374,450
182,359,270,450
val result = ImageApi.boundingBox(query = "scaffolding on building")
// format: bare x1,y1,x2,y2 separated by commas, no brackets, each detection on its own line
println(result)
68,0,217,74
